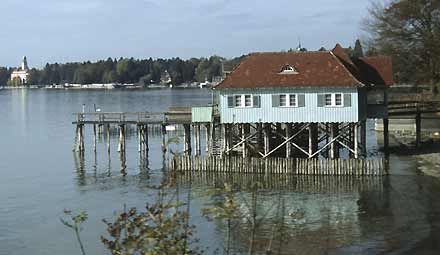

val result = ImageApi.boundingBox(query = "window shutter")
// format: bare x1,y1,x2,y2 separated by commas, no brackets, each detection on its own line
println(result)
297,94,305,107
344,94,352,107
317,94,324,107
227,96,234,108
253,95,261,108
272,94,280,107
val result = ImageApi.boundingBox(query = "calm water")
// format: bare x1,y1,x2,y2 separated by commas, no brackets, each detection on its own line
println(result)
0,88,440,255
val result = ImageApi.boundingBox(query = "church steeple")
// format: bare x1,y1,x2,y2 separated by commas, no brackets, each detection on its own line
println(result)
21,56,29,71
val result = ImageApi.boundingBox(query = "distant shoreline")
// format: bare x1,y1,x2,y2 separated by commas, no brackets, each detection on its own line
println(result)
0,84,211,90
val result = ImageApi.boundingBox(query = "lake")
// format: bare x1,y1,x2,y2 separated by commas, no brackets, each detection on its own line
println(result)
1,88,440,255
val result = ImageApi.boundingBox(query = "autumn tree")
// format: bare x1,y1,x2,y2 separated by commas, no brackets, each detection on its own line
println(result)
364,0,440,88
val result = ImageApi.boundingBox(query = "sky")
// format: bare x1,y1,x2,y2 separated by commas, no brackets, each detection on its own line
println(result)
0,0,371,68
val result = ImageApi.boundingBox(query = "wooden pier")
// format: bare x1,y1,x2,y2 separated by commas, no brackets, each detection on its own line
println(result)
384,100,440,148
72,108,193,154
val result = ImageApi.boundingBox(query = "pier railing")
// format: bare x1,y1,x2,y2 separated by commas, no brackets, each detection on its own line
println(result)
73,112,165,124
170,155,388,176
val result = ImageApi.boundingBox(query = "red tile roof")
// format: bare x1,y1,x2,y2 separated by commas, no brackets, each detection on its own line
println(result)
216,51,364,89
331,44,393,87
216,43,393,89
355,57,394,87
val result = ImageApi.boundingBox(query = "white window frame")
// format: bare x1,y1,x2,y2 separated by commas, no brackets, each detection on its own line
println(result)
279,94,298,107
323,93,344,107
234,94,253,108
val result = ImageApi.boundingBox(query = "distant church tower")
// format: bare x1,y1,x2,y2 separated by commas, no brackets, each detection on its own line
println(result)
10,56,30,85
21,56,29,71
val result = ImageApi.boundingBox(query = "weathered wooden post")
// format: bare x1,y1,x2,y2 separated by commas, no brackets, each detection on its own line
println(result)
195,124,201,156
330,123,339,159
93,124,97,152
361,120,367,156
144,125,149,153
184,124,191,155
263,123,271,156
242,124,250,158
118,124,126,153
222,124,228,155
257,123,263,151
205,124,210,153
309,123,318,158
415,106,421,148
383,118,389,151
354,122,359,159
210,123,215,154
106,124,111,153
161,124,167,153
286,123,292,158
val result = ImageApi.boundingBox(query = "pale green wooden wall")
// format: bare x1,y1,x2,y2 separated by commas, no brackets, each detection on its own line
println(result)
217,88,365,123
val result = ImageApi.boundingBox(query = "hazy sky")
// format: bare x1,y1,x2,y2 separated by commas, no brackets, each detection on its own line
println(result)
1,0,371,67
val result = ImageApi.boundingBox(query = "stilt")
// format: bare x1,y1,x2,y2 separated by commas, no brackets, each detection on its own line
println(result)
354,122,359,159
415,109,421,148
263,123,271,155
145,125,149,153
205,124,210,153
138,125,142,153
106,124,111,153
222,124,228,155
73,125,79,152
118,125,126,153
286,123,292,158
308,123,318,158
195,124,201,156
242,124,250,158
256,123,263,150
383,118,389,151
361,120,366,156
210,123,215,154
184,124,191,155
93,124,97,152
162,124,167,153
78,124,84,152
330,123,339,159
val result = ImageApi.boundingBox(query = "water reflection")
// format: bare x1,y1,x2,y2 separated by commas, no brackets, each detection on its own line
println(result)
172,173,433,255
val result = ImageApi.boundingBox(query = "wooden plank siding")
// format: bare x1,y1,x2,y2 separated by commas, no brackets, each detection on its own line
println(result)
217,88,366,123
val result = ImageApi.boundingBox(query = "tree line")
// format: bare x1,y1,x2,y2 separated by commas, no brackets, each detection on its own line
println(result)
0,55,245,86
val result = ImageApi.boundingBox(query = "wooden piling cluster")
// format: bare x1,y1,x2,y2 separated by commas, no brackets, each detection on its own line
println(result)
177,172,385,193
170,155,388,176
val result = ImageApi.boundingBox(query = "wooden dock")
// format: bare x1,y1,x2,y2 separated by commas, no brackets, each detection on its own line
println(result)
72,108,193,153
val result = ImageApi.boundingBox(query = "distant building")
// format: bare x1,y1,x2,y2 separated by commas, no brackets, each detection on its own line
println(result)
10,56,30,85
160,70,172,85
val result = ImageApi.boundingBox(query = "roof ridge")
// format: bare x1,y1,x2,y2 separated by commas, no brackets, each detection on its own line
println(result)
329,51,364,87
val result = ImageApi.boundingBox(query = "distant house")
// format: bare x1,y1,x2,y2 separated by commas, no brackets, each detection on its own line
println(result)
10,56,30,85
214,44,393,124
160,70,172,85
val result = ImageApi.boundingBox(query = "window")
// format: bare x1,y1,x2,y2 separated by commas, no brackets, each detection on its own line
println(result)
322,93,344,107
279,65,298,74
324,94,332,106
234,95,242,107
280,94,287,107
233,95,253,108
278,94,298,107
289,94,297,106
335,94,342,106
244,95,252,107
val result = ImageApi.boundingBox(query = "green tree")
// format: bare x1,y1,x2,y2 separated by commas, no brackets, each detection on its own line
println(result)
352,39,364,58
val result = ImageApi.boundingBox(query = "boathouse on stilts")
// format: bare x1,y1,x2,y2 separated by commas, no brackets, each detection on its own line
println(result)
209,44,393,161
